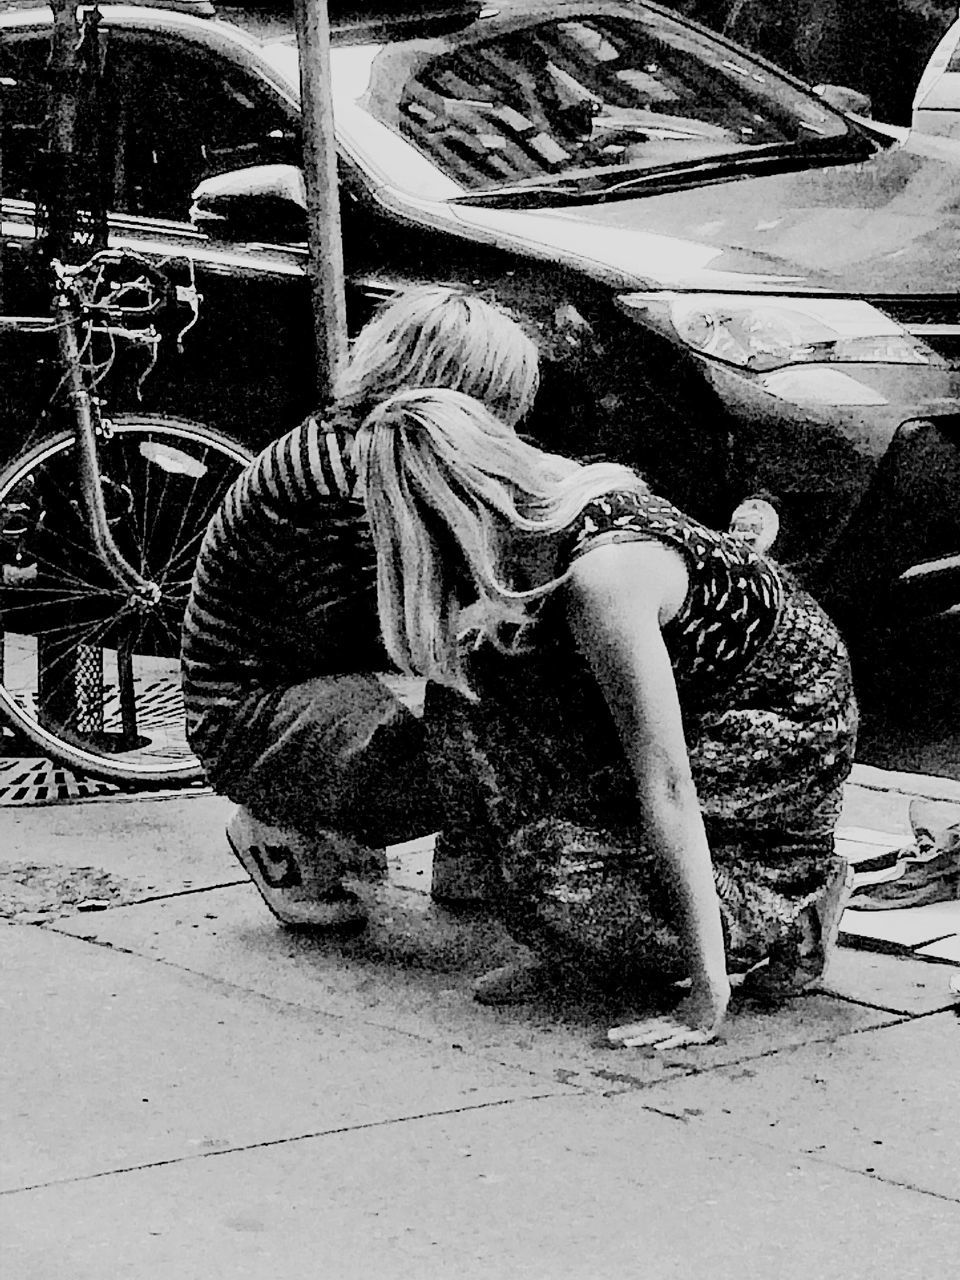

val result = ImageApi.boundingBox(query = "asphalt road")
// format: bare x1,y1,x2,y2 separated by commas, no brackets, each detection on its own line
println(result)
853,621,960,781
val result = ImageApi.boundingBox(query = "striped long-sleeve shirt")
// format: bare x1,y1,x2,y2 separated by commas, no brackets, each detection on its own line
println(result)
181,416,384,770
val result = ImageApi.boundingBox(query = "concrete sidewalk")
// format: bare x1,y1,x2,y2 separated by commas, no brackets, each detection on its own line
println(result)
2,767,960,1279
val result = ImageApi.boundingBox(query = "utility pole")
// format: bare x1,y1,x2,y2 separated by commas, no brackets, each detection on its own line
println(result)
37,1,108,730
43,0,82,265
293,0,347,406
40,0,107,265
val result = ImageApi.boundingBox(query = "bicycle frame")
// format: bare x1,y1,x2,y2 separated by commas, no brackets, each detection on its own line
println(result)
52,283,161,608
0,260,167,604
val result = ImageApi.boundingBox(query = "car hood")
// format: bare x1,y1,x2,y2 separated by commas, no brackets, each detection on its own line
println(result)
448,132,960,297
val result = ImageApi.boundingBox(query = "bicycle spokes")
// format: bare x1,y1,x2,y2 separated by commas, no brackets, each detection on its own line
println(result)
0,419,249,783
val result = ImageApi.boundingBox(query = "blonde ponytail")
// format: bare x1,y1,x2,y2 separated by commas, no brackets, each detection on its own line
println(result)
354,389,646,695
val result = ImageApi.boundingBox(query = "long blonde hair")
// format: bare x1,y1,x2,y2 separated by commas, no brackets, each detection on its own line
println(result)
336,285,539,427
354,388,647,696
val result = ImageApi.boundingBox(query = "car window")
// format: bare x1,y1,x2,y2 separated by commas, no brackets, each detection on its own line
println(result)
358,10,849,192
106,36,300,221
0,38,44,202
0,31,301,226
0,35,100,204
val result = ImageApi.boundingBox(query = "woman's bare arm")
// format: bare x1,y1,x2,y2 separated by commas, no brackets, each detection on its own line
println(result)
565,538,730,1046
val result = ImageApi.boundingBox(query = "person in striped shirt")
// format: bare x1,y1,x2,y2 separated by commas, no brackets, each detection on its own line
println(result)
181,285,541,930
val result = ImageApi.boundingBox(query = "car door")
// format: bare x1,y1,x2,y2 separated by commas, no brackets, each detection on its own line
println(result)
100,27,445,449
99,27,317,450
0,31,71,463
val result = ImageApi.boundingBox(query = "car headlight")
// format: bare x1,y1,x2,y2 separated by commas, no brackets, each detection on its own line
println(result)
617,292,941,372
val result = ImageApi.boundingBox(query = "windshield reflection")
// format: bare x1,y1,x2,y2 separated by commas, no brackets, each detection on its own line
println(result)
347,6,848,195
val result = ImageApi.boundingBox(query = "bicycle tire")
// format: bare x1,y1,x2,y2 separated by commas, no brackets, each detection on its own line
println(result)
0,415,252,786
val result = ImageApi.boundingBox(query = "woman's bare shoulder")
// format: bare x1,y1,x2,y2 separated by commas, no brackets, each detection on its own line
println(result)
567,538,689,627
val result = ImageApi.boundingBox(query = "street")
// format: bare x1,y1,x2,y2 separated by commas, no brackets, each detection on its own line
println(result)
854,622,960,780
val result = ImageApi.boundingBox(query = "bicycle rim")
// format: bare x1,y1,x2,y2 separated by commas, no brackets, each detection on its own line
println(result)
0,417,251,786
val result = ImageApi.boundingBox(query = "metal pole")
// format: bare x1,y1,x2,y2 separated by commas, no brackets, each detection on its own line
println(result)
45,0,82,266
293,0,347,406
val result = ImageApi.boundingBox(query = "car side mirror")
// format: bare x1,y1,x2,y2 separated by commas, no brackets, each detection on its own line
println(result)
189,164,307,242
814,83,873,118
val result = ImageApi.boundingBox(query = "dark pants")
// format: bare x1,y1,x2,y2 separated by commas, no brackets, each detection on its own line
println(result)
209,675,502,898
216,674,439,847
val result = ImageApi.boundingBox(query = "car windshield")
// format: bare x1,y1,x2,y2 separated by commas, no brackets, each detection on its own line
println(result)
329,2,853,199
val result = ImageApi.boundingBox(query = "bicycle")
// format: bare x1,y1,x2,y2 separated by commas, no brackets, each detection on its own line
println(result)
0,249,253,787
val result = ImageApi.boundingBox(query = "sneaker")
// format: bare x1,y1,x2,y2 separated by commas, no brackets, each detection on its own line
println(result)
848,846,910,888
910,795,960,861
846,848,960,909
846,798,960,911
225,808,368,931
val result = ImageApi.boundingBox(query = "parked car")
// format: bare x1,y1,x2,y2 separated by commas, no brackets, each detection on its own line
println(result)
4,0,960,653
913,6,960,137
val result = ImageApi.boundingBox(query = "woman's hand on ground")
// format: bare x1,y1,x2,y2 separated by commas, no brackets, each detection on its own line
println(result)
607,976,730,1051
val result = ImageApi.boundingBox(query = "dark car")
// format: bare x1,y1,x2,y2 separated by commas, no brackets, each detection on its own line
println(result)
4,0,960,652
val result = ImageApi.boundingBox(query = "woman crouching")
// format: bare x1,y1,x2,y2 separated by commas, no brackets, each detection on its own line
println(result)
353,388,858,1050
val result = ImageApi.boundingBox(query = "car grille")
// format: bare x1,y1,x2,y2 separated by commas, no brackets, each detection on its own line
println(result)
878,297,960,363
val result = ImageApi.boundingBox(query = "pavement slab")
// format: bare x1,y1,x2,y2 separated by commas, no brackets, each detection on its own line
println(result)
917,934,960,963
4,770,960,1276
821,945,960,1015
0,794,239,918
840,776,915,835
841,899,960,950
0,923,564,1194
849,764,960,807
3,1093,959,1280
51,880,900,1092
638,1012,960,1202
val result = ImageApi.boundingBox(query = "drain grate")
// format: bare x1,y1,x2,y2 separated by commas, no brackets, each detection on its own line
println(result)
0,751,209,806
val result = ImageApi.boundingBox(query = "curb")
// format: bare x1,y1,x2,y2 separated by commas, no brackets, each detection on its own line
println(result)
849,762,960,805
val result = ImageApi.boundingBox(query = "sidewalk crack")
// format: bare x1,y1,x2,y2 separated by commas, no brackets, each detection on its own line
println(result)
0,1095,566,1197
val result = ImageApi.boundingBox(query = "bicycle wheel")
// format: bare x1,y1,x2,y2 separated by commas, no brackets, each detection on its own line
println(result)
0,415,252,786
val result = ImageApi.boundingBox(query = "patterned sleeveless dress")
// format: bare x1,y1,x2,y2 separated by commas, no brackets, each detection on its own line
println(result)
424,488,859,989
